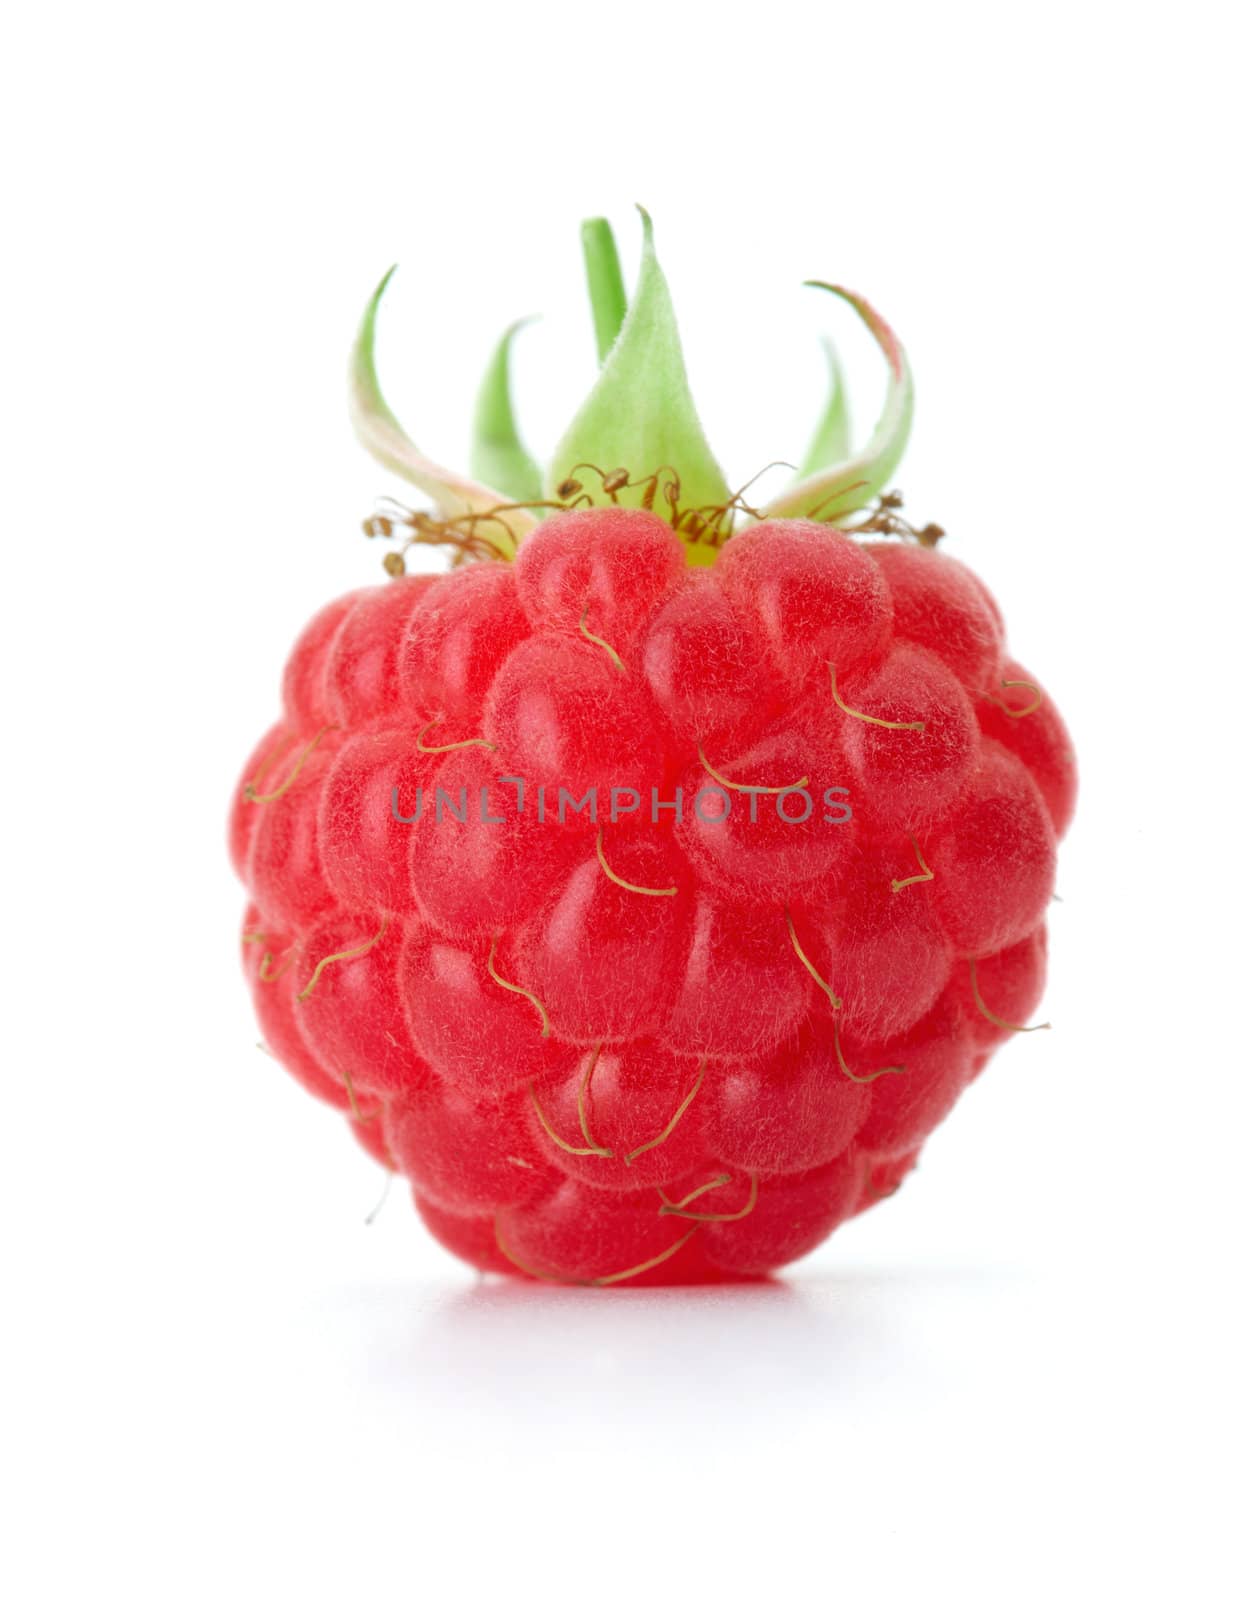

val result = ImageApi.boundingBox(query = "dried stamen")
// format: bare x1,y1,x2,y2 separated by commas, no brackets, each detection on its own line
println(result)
488,938,551,1037
576,1045,614,1157
659,1174,731,1210
804,478,873,521
528,1084,604,1156
842,490,946,548
416,716,497,755
258,946,297,984
891,835,935,893
673,464,787,546
698,743,808,795
785,908,842,1009
864,1161,905,1201
561,463,684,526
596,827,678,897
579,604,626,672
827,661,925,732
366,499,546,565
834,1016,906,1084
659,1173,759,1223
968,958,1051,1033
729,460,796,506
624,1060,707,1165
297,918,388,1002
493,1214,701,1286
981,679,1043,719
340,1069,377,1123
246,734,296,795
364,1171,393,1225
244,727,332,803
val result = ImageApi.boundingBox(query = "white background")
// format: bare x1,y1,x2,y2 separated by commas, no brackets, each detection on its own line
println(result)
3,3,1232,1596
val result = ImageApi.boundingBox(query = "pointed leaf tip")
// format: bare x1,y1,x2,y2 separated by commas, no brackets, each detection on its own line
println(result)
796,338,852,479
470,318,543,505
349,269,537,553
548,209,729,534
756,282,914,525
580,218,627,365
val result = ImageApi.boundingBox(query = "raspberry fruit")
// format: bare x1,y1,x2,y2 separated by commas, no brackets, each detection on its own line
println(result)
231,213,1074,1285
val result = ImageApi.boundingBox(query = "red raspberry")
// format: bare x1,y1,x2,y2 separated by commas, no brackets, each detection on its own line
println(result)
231,214,1073,1284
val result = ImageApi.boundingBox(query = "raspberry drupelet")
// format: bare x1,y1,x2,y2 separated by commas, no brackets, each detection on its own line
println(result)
230,214,1074,1285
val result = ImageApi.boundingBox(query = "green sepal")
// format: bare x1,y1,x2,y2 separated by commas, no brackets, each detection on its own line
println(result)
547,209,730,533
580,217,628,364
470,319,543,506
796,338,851,477
349,267,537,556
755,283,913,524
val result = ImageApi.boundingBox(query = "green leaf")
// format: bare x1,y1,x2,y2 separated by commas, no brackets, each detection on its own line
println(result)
470,319,543,505
547,209,730,544
349,267,537,556
796,338,851,477
755,282,914,525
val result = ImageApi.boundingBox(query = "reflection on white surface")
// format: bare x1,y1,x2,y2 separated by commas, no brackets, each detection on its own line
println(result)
321,1264,1032,1445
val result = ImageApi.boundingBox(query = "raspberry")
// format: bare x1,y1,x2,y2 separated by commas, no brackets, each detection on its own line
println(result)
231,213,1074,1284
